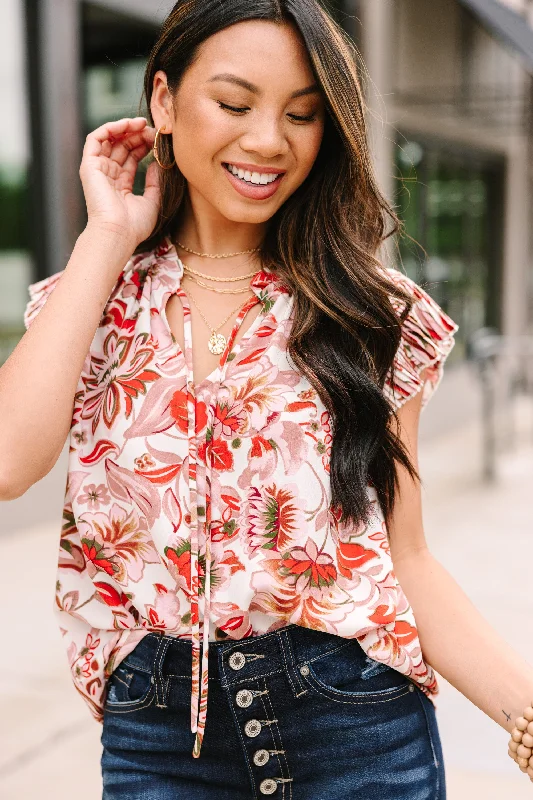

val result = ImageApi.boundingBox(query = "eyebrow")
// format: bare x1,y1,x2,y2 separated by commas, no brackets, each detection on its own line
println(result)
207,72,321,99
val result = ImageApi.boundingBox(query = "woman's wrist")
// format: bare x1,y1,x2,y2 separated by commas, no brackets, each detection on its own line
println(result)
508,702,533,781
82,220,138,255
65,224,137,292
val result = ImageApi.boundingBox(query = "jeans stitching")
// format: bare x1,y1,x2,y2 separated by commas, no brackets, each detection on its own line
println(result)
154,635,173,708
226,667,285,686
223,679,258,799
153,636,165,707
120,666,222,681
259,678,292,800
300,672,412,705
305,640,361,666
123,631,353,683
104,692,156,714
221,628,295,658
280,629,306,696
414,688,441,798
105,667,153,709
278,632,298,696
112,672,132,690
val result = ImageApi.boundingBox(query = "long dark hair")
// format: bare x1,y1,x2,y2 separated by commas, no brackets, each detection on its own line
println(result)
135,0,419,534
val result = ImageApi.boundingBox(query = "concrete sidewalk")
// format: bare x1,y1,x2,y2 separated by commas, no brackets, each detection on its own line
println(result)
420,394,533,798
1,391,532,798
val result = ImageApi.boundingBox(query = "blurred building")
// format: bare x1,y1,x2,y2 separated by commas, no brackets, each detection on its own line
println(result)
357,0,533,363
1,0,533,369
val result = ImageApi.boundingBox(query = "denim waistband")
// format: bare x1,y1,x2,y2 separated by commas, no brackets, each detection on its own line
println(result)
122,624,368,688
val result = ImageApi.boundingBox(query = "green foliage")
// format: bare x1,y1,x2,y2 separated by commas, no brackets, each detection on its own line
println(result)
0,170,28,251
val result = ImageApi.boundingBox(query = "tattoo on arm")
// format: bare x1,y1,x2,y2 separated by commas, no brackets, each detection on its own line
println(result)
503,709,512,723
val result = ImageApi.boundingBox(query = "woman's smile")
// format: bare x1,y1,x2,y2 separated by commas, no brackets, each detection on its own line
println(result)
222,161,286,199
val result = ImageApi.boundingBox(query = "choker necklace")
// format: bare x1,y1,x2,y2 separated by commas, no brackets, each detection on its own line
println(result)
175,240,261,259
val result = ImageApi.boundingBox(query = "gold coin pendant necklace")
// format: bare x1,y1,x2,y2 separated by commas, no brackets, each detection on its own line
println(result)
186,290,245,355
175,239,261,356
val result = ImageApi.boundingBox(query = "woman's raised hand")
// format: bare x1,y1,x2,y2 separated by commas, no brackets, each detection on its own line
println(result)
79,117,162,249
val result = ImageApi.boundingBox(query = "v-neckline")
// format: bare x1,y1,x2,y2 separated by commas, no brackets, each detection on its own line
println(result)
158,238,281,396
166,286,266,396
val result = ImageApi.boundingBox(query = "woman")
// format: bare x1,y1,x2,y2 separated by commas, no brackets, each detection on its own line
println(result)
3,1,533,797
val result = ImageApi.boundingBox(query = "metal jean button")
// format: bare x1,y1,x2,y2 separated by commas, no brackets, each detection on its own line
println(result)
259,778,278,794
228,651,246,670
299,664,310,676
236,689,254,708
253,748,270,766
244,719,262,737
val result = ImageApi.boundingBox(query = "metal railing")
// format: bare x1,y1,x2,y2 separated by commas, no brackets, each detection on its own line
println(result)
469,327,533,481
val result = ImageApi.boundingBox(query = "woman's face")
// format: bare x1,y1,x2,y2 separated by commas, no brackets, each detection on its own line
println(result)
151,19,326,225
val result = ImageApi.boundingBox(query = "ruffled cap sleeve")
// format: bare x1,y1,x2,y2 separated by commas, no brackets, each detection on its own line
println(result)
383,269,459,411
23,271,64,330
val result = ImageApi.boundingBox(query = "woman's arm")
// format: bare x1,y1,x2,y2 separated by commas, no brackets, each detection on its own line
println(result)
388,378,533,736
0,116,159,501
0,225,135,500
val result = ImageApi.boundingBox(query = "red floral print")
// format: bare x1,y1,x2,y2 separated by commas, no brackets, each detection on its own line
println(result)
24,235,458,760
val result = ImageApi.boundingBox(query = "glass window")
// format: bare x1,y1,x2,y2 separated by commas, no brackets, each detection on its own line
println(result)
0,0,31,364
394,135,505,362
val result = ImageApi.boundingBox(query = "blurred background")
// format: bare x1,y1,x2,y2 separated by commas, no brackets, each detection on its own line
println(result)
0,0,532,797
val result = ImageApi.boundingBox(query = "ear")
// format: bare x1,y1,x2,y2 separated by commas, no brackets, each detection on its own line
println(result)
150,70,175,133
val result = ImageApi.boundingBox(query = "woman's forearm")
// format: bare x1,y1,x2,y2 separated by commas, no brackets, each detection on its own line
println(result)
0,224,135,499
394,547,533,735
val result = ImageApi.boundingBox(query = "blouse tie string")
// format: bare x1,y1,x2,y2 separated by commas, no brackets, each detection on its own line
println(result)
187,288,264,759
187,373,202,755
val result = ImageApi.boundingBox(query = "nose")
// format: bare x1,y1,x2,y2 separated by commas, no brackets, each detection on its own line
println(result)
238,114,290,160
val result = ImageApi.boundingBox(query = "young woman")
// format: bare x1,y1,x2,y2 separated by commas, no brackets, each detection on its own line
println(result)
2,1,533,797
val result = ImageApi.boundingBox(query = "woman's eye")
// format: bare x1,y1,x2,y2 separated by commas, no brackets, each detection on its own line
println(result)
217,102,317,124
217,102,248,114
288,113,317,123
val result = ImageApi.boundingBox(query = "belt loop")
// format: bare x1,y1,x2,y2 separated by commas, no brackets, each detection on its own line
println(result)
279,627,307,696
152,633,173,708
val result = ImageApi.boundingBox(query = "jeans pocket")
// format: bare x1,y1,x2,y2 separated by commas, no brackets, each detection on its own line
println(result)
300,641,412,703
105,662,154,711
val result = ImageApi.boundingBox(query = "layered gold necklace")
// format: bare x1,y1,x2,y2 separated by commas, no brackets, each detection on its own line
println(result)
175,239,262,355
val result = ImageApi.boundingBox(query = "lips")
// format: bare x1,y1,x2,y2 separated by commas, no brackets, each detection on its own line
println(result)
224,164,281,186
222,162,285,200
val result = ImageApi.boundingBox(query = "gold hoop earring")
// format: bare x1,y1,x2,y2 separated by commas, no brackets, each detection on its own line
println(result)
153,125,176,170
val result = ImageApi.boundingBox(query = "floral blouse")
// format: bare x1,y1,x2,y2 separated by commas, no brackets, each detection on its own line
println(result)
24,235,459,758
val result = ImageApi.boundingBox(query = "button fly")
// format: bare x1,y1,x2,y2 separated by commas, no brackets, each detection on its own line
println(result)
259,778,278,794
244,719,262,737
253,748,270,766
236,689,254,708
228,651,246,670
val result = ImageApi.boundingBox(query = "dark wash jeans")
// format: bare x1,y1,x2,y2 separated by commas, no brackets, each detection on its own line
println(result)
100,624,446,799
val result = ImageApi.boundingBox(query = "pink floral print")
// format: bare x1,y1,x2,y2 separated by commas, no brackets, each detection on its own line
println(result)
24,235,459,759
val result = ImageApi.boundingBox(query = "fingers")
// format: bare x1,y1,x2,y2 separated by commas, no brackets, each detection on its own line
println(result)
83,117,153,159
106,128,156,168
121,140,156,179
142,160,162,206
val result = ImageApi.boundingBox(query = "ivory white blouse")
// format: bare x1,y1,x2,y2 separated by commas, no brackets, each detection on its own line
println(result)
24,234,459,758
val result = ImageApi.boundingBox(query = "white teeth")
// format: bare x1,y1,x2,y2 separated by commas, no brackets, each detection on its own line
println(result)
225,163,281,185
